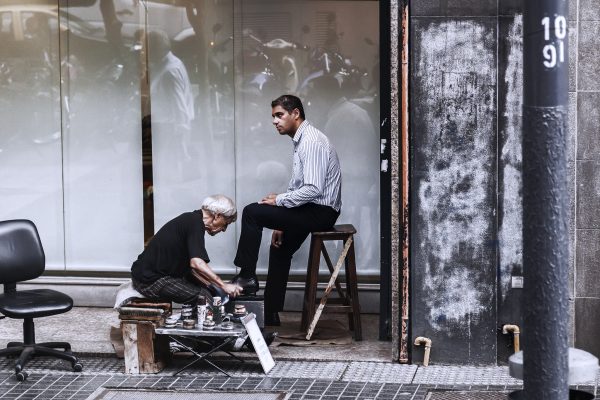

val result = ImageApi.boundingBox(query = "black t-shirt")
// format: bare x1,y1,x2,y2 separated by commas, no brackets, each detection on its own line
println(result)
131,211,210,283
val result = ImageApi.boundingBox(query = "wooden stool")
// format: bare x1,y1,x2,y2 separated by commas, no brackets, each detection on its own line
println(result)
300,224,362,341
118,298,172,374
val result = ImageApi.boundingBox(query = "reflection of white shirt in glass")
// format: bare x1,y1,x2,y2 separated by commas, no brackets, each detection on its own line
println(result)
324,98,376,179
150,51,194,130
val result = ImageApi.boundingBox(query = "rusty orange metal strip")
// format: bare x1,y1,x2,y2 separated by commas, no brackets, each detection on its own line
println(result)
399,0,410,364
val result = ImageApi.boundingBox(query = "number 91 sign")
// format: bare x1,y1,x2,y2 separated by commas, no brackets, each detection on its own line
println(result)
541,15,567,68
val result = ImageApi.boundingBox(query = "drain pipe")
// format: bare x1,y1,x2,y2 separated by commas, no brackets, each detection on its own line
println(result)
502,324,521,353
414,336,432,366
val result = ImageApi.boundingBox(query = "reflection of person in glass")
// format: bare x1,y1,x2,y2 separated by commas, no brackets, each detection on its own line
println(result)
147,30,195,137
24,14,48,40
131,195,243,307
312,75,378,263
312,76,376,179
146,29,194,178
24,14,52,67
231,95,342,326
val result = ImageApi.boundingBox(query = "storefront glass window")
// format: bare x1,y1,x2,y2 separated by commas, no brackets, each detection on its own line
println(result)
0,0,379,276
61,1,144,271
146,1,238,272
234,0,380,275
0,1,65,269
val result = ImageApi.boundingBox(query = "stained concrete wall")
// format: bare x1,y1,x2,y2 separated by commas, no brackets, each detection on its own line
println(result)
409,0,583,364
574,0,600,359
410,14,498,364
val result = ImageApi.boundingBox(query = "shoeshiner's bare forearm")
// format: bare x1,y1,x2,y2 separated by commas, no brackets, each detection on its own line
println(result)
190,257,242,297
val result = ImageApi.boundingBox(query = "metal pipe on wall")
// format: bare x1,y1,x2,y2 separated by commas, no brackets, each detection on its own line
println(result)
502,324,521,354
522,0,569,398
414,336,431,366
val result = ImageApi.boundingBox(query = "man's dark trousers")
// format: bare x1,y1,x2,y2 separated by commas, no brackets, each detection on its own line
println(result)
234,202,339,313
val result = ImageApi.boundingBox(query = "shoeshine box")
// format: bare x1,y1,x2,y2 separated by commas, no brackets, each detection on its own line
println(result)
226,295,264,328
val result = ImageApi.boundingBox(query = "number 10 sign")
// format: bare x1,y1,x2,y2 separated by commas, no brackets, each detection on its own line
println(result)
541,15,567,69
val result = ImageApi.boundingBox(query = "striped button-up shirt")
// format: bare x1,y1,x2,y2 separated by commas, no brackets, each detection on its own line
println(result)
276,120,342,212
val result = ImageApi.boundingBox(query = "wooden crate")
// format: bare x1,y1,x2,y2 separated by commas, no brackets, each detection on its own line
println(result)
121,320,170,374
118,299,172,325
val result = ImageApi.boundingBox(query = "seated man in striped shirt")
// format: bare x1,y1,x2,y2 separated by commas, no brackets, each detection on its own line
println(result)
231,94,342,326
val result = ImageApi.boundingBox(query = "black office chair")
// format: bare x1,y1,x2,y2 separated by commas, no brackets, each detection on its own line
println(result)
0,219,82,381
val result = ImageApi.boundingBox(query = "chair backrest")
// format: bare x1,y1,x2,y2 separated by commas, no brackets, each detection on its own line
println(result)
0,219,45,284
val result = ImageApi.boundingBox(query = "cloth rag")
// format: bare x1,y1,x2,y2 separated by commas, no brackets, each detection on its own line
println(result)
113,280,146,309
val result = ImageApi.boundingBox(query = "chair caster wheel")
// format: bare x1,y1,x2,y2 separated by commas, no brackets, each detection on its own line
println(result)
16,371,28,381
72,362,83,372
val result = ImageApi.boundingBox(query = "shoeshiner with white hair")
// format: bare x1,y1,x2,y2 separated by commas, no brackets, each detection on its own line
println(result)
131,195,243,306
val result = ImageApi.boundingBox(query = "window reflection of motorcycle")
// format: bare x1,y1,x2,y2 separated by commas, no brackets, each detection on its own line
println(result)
299,37,378,132
241,31,300,98
0,57,62,150
299,47,368,96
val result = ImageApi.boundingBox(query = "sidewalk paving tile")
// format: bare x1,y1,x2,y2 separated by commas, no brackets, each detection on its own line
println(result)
342,362,418,384
273,377,297,390
2,357,597,400
413,366,523,386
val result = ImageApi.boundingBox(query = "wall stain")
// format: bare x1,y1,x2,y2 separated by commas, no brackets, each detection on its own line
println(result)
499,15,524,299
416,20,496,332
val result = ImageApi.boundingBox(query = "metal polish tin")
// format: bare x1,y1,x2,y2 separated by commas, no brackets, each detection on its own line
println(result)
181,303,194,319
182,319,196,329
202,318,216,330
221,321,234,330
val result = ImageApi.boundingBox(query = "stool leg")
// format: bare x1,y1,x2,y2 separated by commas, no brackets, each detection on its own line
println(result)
345,239,362,341
344,256,354,332
301,237,322,332
301,236,315,331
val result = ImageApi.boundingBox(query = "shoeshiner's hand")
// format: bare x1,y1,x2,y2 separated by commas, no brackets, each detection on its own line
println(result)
222,283,243,298
271,230,283,248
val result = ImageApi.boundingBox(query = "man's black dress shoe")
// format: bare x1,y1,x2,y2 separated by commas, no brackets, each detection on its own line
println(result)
230,273,259,295
264,312,280,326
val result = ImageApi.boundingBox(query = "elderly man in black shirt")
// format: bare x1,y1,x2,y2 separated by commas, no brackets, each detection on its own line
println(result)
131,194,243,305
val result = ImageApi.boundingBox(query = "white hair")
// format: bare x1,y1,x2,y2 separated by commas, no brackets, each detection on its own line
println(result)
201,194,237,220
